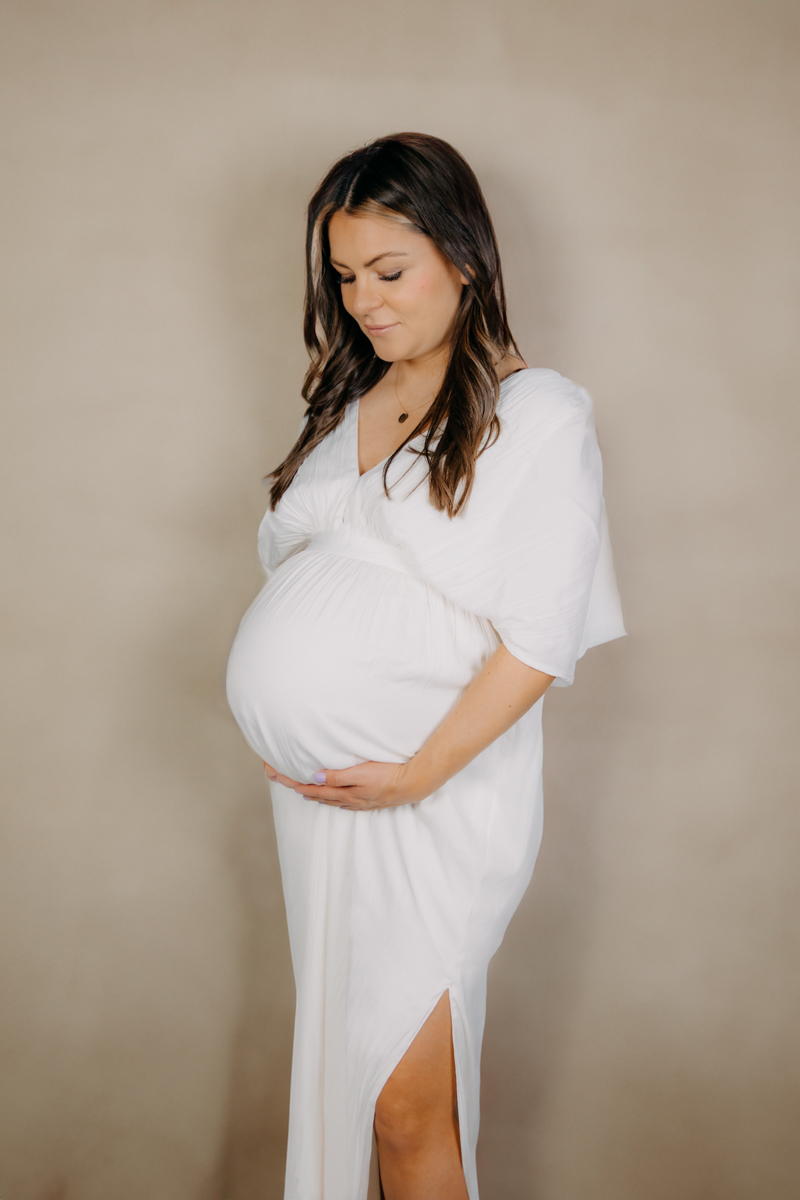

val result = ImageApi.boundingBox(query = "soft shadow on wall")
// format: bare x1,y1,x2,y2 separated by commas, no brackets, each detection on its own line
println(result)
212,166,315,1197
480,638,630,1195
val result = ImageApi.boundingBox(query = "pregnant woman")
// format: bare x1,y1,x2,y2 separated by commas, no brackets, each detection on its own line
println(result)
226,132,625,1200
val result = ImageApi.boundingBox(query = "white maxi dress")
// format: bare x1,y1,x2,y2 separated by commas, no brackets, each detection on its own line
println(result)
226,367,625,1200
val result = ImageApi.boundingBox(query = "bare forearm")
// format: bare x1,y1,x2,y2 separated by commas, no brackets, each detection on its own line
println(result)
402,644,554,799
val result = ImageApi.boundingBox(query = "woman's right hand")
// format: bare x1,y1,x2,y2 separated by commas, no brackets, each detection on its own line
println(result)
262,759,422,810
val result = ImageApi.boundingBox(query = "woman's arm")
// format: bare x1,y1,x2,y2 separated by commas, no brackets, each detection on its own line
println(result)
264,645,554,811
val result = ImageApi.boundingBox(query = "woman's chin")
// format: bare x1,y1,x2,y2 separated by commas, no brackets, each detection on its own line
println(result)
370,343,402,362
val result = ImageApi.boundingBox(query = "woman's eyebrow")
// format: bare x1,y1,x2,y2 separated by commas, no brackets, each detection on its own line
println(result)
329,251,409,270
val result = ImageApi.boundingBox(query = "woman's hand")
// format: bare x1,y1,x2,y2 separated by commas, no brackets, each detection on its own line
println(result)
262,759,427,811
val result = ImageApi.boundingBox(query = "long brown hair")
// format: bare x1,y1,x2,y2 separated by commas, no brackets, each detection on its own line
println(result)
268,132,522,516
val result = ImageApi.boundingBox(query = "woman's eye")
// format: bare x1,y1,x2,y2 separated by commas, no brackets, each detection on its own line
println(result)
337,270,402,284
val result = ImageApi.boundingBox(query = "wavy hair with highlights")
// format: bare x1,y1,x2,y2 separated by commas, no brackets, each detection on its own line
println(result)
268,132,522,517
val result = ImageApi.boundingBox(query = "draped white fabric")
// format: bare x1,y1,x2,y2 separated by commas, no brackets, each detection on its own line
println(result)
226,369,625,1199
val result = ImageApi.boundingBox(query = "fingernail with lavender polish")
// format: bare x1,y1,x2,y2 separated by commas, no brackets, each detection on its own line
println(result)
314,771,327,784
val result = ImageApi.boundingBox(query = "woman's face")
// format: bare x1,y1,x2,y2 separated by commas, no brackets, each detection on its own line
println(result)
327,209,469,365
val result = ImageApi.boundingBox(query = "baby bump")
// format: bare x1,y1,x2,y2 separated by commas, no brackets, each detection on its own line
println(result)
226,545,498,782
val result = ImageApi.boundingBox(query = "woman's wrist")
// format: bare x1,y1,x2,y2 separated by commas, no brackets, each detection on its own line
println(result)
397,753,447,804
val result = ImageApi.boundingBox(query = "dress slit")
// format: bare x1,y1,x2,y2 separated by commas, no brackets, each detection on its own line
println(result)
360,984,452,1186
450,982,481,1198
368,986,474,1200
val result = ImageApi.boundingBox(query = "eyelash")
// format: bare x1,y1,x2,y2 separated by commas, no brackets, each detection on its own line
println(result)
339,271,402,284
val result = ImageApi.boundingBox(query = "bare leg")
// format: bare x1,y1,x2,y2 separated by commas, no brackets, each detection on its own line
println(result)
374,991,468,1200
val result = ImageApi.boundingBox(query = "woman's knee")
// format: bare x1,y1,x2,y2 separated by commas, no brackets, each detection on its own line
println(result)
374,1090,442,1155
375,992,457,1155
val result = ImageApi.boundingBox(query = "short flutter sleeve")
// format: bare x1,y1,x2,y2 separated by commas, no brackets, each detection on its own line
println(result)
386,369,626,686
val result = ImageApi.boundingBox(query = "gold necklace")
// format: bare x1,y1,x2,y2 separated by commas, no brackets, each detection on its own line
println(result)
394,373,430,425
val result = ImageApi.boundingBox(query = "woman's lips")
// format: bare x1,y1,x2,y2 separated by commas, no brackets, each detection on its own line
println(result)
365,322,399,335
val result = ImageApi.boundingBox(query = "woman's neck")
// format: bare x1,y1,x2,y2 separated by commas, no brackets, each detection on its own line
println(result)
390,351,449,408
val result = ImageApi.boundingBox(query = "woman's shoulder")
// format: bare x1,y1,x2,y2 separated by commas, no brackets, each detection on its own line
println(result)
496,367,594,440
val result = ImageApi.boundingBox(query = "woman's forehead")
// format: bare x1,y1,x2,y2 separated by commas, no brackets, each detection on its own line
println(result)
328,209,426,259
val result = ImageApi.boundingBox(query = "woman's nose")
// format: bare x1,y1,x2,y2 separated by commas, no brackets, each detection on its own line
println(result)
350,276,383,316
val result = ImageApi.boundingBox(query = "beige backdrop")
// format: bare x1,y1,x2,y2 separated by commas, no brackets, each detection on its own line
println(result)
1,2,798,1197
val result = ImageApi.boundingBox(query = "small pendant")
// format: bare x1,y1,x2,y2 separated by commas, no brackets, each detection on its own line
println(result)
398,412,409,423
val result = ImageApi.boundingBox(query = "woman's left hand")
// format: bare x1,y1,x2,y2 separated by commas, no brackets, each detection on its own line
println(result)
262,759,425,810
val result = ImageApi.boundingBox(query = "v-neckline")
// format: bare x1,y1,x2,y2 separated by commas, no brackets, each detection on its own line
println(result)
353,396,407,480
352,368,532,479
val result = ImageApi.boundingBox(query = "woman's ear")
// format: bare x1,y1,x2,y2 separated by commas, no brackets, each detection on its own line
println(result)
459,264,475,287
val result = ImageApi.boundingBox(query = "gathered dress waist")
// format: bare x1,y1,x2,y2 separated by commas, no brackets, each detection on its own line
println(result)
306,529,424,580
